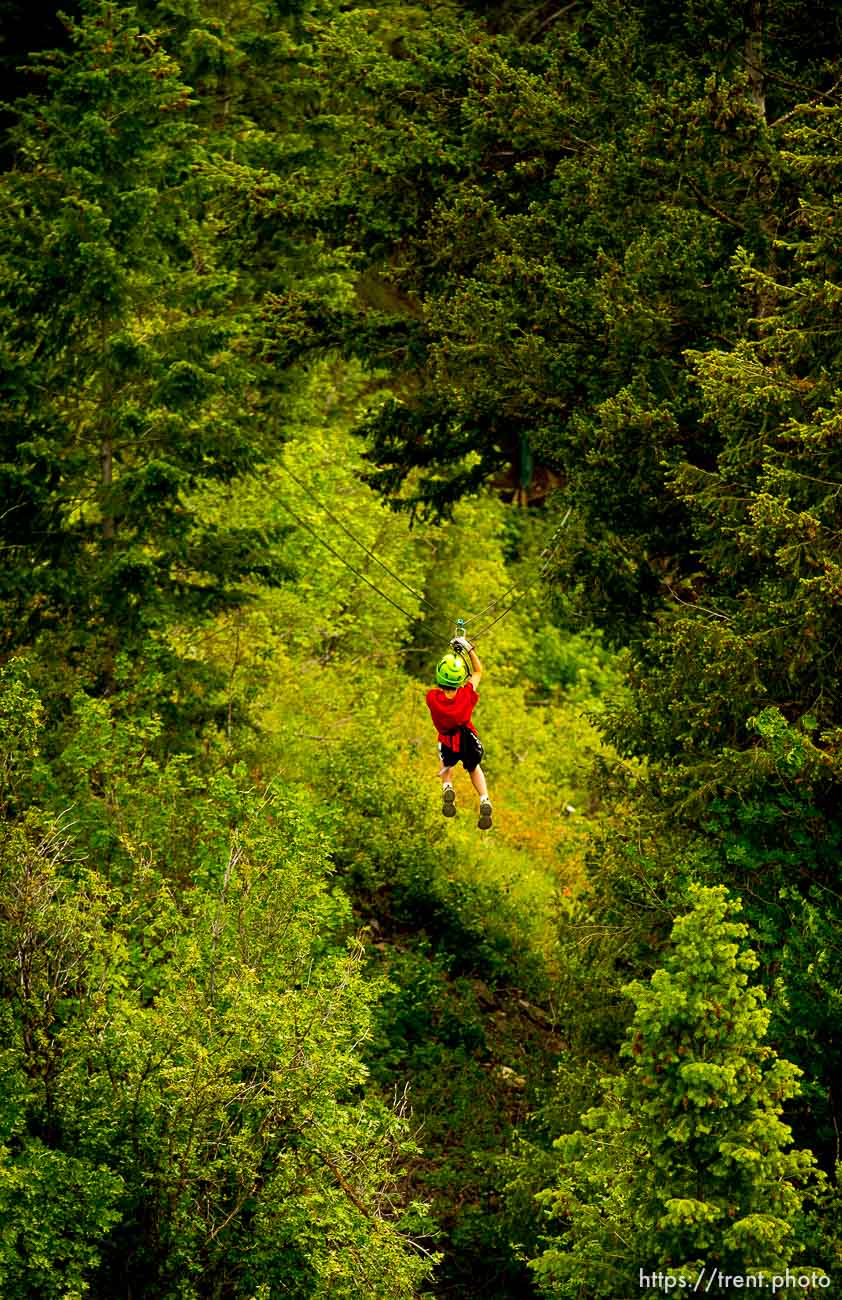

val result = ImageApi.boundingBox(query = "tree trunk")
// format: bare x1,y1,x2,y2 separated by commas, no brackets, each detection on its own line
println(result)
746,0,766,120
101,436,115,542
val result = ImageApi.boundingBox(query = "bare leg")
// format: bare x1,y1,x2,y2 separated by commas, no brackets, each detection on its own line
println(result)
439,763,457,817
470,765,488,799
473,765,492,829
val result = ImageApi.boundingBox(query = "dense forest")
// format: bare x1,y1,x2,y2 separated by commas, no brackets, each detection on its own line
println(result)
2,1,842,1296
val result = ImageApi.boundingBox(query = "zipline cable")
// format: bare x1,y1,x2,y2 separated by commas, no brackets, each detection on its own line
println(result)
464,508,572,636
274,494,421,624
277,461,439,615
276,465,571,649
470,551,562,641
470,571,555,640
470,598,524,641
463,558,548,630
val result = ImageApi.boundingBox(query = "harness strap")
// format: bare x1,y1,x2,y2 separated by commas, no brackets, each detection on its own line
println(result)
440,726,462,752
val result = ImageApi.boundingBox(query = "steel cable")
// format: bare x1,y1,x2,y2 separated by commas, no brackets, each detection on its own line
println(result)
274,494,421,624
278,461,439,615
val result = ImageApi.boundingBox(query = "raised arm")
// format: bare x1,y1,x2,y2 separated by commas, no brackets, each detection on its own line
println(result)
467,644,482,689
453,637,482,688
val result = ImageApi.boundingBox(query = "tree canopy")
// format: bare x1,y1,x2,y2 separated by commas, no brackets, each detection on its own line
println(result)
2,0,842,1296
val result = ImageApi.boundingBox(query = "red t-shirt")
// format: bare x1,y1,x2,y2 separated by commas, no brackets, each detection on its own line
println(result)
425,683,479,751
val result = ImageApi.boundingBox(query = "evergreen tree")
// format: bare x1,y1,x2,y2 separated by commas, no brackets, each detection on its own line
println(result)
0,0,282,705
532,886,817,1298
260,0,842,625
596,91,842,1152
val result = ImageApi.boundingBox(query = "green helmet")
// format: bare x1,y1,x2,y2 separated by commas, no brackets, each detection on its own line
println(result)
435,652,468,689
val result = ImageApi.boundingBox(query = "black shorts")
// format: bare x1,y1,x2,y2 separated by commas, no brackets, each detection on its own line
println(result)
438,727,484,774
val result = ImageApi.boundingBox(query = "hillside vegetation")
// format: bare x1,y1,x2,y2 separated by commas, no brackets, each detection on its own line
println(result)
1,2,842,1298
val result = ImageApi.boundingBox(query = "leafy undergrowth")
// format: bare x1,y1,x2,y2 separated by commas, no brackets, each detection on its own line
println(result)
247,652,616,1297
194,403,626,1296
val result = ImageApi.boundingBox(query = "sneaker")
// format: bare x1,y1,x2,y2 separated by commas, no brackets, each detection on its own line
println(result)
477,798,492,831
442,786,456,818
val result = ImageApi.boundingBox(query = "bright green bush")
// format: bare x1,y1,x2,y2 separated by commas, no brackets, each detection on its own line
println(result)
533,886,819,1298
0,671,435,1299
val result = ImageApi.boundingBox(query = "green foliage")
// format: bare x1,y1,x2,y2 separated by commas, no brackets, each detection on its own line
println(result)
0,659,44,815
5,0,842,1292
259,1,842,621
526,625,623,703
533,886,819,1297
586,93,842,1187
0,0,288,713
0,671,434,1298
0,1141,125,1300
362,939,561,1300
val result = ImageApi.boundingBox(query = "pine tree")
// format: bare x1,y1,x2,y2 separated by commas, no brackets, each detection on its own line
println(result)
259,0,842,624
0,0,281,702
596,92,842,1142
532,886,817,1298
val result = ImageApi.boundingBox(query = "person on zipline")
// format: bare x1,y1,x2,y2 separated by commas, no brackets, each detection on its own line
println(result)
426,636,492,830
